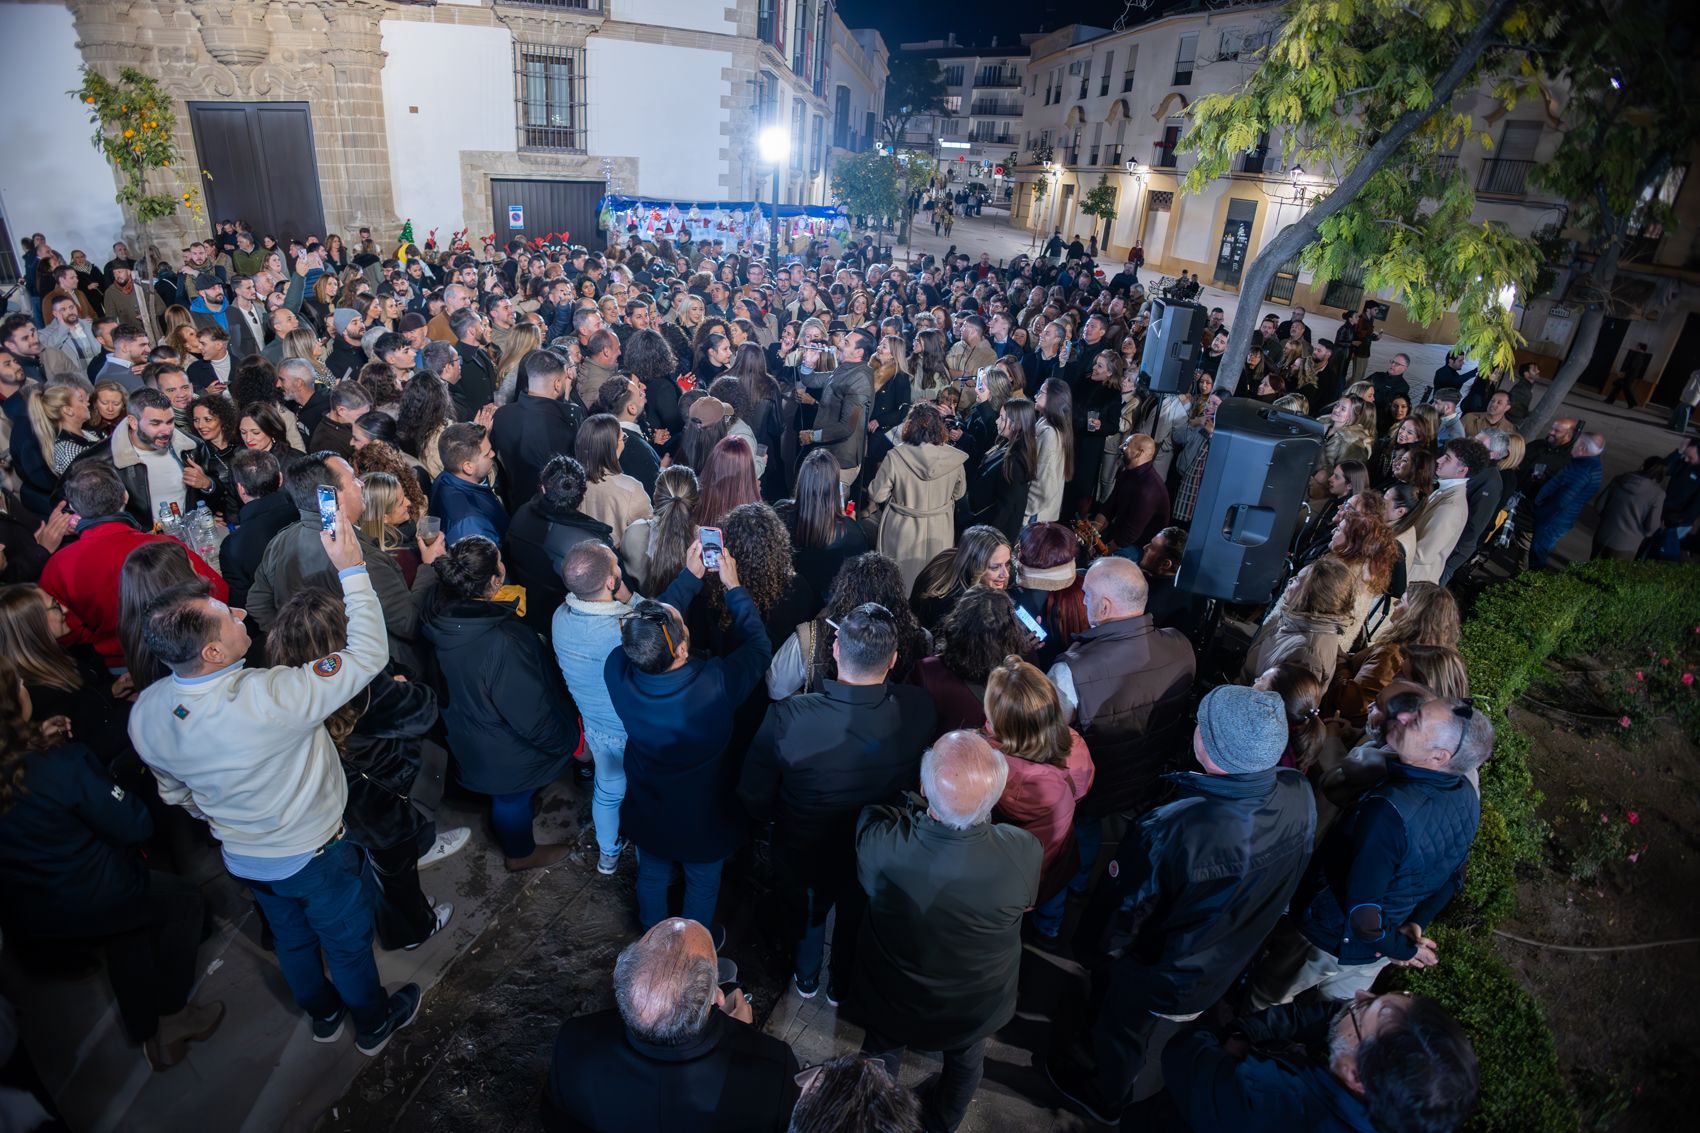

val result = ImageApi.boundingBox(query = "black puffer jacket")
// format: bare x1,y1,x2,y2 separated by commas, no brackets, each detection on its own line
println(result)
1090,768,1316,1014
341,664,439,851
503,496,615,637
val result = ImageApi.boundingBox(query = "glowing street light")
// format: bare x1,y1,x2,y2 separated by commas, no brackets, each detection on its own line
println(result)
759,125,790,165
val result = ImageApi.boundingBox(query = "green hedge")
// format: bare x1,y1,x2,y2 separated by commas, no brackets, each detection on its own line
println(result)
1422,560,1700,1132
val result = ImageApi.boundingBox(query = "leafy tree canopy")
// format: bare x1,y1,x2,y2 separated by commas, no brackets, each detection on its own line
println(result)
1182,0,1552,375
881,57,952,147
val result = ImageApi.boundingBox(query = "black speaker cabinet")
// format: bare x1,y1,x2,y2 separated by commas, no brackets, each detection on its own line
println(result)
1139,298,1208,393
1177,397,1325,602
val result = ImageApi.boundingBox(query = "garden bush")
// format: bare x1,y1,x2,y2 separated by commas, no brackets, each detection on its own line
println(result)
1420,559,1700,1131
1390,926,1575,1133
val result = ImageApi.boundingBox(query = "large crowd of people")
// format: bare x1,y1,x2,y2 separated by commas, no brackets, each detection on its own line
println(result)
0,212,1693,1133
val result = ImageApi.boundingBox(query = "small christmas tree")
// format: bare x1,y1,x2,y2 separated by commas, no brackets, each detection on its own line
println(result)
395,219,415,262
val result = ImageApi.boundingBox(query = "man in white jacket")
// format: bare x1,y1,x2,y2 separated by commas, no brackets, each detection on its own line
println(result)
128,516,423,1056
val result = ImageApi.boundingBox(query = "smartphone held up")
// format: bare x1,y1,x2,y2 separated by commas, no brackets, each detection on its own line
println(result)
699,526,723,571
317,485,339,538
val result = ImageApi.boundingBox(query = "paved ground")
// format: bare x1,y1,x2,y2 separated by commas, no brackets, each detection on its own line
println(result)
11,208,1690,1133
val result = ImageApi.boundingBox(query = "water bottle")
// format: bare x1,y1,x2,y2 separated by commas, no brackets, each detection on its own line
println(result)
190,502,218,559
157,502,182,541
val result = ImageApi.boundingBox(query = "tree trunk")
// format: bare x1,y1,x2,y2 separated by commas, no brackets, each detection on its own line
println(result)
1213,0,1515,400
1520,240,1622,440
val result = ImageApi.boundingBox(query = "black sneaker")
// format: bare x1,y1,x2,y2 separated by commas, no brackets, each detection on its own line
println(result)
824,984,841,1008
794,972,820,999
355,984,423,1057
1045,1055,1123,1126
311,1008,345,1044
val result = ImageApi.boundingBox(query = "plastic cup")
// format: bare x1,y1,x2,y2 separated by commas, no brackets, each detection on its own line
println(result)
419,516,442,544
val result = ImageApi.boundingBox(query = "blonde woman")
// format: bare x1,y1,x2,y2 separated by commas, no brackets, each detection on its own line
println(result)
161,304,195,341
356,470,424,585
1321,394,1376,468
165,323,203,362
27,383,101,474
493,322,542,406
281,327,332,384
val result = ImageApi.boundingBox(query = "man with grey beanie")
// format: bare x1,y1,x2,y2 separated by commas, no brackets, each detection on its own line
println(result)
1049,684,1317,1126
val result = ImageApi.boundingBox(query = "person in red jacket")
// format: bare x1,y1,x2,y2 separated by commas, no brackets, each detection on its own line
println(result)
39,461,225,672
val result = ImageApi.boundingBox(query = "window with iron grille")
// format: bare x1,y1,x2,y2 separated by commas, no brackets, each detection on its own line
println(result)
792,98,805,171
1101,53,1113,96
811,115,823,174
942,65,965,86
1147,190,1174,212
517,45,586,152
1173,33,1197,85
1122,45,1138,92
792,0,809,75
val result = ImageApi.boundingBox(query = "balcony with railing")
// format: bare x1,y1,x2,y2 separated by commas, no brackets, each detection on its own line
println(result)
506,0,603,9
1477,157,1535,196
975,68,1021,88
1155,143,1178,169
1427,153,1460,179
970,100,1022,117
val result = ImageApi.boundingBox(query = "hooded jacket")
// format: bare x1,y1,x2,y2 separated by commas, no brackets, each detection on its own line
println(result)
868,441,967,591
1242,609,1355,686
421,594,578,796
504,495,614,638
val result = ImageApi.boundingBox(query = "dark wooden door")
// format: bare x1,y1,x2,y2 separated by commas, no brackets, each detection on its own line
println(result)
491,179,605,248
1579,315,1631,391
188,102,326,244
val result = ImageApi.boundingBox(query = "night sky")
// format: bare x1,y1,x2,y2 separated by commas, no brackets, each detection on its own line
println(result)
836,0,1139,49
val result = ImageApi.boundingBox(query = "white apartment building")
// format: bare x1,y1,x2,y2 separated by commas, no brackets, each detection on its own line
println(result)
892,36,1027,193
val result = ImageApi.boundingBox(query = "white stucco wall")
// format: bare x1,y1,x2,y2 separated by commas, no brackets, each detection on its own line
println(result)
0,3,126,257
379,19,514,232
612,0,736,36
586,37,730,199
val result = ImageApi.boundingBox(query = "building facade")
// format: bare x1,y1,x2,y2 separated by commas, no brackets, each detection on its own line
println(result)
827,21,887,167
0,0,870,266
1009,1,1700,375
891,36,1027,194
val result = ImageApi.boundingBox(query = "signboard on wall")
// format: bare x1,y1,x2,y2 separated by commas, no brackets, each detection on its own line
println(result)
508,204,524,229
1213,198,1257,286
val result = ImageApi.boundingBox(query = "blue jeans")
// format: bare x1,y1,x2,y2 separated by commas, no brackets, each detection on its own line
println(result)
489,790,538,859
1070,816,1103,895
634,850,724,929
1672,403,1694,433
245,839,387,1032
1529,525,1565,569
1031,887,1068,937
584,726,626,856
1658,524,1693,560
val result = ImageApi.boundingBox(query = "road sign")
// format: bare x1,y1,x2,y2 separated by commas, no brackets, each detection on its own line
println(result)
508,204,524,229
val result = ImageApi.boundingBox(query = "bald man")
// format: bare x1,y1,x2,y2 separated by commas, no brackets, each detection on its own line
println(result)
848,731,1040,1132
1047,555,1195,858
542,917,801,1132
1095,432,1172,553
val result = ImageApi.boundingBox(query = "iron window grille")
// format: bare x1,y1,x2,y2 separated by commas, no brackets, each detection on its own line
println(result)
517,44,587,152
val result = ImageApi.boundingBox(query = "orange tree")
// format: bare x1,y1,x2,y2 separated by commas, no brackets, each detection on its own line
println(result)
72,65,204,223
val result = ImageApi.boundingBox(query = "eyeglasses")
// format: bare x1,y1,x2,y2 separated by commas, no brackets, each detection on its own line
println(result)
1445,699,1476,764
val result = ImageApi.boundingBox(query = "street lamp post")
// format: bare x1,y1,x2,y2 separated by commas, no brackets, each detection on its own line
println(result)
758,126,790,287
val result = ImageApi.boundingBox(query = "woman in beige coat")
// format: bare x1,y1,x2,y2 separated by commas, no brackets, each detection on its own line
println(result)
575,413,653,543
867,403,968,591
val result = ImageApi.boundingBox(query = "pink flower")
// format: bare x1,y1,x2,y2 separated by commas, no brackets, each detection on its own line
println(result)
1628,851,1641,864
1600,812,1610,824
1635,670,1645,681
1683,673,1695,686
1619,715,1632,728
1627,811,1640,824
1662,657,1671,665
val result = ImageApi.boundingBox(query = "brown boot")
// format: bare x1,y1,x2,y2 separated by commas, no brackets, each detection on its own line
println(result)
505,843,572,872
143,1035,188,1071
160,1000,226,1047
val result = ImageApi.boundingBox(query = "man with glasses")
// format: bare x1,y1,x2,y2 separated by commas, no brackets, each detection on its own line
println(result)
1156,988,1478,1133
1244,690,1491,1011
738,603,937,1003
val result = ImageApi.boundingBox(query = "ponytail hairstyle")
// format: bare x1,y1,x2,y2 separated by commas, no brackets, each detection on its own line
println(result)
1260,662,1327,769
642,466,700,595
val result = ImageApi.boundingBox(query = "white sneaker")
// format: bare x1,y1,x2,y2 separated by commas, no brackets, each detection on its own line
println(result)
417,827,471,871
404,901,454,951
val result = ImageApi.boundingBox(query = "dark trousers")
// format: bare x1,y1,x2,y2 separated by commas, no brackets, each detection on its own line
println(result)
1088,967,1186,1109
98,870,205,1042
1605,375,1639,407
861,1028,989,1133
787,863,865,992
367,837,436,950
